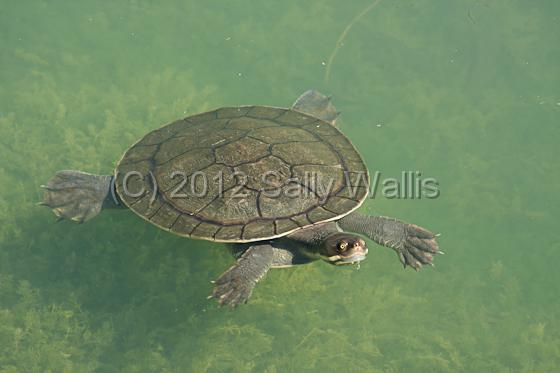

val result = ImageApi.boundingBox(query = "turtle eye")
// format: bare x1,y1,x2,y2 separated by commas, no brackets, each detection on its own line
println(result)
337,241,348,252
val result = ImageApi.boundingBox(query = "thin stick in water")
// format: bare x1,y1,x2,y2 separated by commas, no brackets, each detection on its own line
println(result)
324,0,383,84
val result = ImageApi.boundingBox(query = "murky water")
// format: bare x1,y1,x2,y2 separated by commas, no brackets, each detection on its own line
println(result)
1,1,559,371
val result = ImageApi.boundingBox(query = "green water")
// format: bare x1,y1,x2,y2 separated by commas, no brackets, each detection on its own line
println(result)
1,0,559,371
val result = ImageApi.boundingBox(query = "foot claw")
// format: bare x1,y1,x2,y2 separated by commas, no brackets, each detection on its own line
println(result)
398,252,406,268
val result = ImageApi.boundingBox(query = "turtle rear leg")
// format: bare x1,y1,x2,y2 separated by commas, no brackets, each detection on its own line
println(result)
292,90,340,126
40,170,120,223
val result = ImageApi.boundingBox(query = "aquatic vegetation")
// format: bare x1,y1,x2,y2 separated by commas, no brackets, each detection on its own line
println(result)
0,275,113,372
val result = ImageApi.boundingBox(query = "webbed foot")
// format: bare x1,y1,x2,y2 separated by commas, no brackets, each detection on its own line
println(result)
210,271,255,308
40,170,112,223
393,222,440,270
209,244,275,308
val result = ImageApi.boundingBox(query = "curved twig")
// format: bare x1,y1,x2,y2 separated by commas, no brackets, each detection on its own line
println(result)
324,0,383,84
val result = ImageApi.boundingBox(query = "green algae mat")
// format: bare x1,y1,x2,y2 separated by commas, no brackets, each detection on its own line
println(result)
1,1,559,371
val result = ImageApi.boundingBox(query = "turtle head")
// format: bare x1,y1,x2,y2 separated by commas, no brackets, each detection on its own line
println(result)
320,233,368,266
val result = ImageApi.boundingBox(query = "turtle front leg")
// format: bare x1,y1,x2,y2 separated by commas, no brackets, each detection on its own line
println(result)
338,212,441,270
210,244,276,308
40,170,120,223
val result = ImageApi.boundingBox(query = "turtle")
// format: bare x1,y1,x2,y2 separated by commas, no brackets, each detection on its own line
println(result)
40,90,441,307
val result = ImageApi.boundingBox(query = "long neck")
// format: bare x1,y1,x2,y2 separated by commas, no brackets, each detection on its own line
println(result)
285,222,340,255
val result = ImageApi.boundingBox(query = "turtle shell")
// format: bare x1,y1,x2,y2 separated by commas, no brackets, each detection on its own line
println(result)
114,106,369,243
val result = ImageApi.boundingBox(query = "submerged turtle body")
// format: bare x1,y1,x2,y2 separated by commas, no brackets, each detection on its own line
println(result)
114,106,369,243
41,90,441,308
